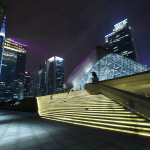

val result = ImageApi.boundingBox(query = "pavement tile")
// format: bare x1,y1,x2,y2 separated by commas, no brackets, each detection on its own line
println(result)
69,144,91,150
60,139,80,147
39,137,56,144
85,141,108,149
0,144,17,150
41,142,63,150
17,140,38,149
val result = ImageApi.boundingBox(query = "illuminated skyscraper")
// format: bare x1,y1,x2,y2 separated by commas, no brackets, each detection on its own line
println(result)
0,38,27,100
31,56,65,96
0,3,7,75
0,3,27,100
45,56,65,95
105,19,137,61
23,71,31,98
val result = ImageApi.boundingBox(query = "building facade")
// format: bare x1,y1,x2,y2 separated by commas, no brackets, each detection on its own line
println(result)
0,3,7,72
105,19,137,61
0,38,27,100
30,56,65,97
23,71,31,98
45,56,65,95
0,9,6,76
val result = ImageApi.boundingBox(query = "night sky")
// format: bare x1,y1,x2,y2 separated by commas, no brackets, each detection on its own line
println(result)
1,0,150,78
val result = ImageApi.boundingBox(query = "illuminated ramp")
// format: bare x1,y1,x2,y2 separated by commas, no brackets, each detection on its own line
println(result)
37,90,150,137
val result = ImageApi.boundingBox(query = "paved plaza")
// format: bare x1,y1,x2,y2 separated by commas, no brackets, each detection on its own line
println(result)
0,110,150,150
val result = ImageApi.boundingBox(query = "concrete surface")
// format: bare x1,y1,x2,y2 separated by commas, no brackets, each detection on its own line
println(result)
0,110,150,150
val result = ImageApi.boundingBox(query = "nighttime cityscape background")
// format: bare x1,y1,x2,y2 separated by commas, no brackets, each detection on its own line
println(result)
1,1,150,148
1,0,150,78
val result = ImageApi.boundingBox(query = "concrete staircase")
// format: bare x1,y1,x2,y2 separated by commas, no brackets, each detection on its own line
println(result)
37,90,150,136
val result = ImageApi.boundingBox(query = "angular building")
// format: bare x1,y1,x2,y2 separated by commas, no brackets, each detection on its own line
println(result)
105,19,137,61
0,38,27,100
64,46,149,91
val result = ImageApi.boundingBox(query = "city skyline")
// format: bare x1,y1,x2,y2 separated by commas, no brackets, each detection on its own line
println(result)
1,0,150,78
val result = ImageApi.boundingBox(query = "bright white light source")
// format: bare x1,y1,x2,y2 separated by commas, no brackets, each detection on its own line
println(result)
56,56,63,61
48,56,63,62
48,56,54,62
113,19,128,32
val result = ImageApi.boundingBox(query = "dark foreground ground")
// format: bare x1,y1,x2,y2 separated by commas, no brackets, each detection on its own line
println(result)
0,110,150,150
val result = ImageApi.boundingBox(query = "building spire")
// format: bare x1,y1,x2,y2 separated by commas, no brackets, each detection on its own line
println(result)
0,16,6,37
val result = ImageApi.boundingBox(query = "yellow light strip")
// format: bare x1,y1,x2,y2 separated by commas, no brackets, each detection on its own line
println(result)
38,104,123,107
38,101,117,104
39,105,120,107
38,108,125,111
41,112,144,121
40,110,132,114
41,116,150,136
41,114,150,128
36,91,150,137
40,111,137,118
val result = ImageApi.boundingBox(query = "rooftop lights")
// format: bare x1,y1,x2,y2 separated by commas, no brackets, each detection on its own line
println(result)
48,56,54,62
6,38,27,47
105,19,128,37
56,56,63,61
48,56,63,62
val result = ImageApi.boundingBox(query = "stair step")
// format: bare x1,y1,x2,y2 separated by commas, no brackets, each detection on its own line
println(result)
37,90,150,137
40,112,144,121
41,116,150,136
40,111,138,118
41,114,150,128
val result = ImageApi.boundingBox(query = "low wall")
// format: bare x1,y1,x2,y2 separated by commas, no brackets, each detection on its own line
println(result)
0,97,38,113
98,71,150,97
85,83,150,120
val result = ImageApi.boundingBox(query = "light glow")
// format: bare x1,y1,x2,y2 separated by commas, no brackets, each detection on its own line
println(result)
4,46,26,53
41,116,150,137
48,56,54,62
37,90,150,137
56,56,63,61
48,56,63,62
6,38,27,46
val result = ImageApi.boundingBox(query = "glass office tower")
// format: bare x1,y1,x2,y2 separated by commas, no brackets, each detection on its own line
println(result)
46,56,65,95
30,56,65,97
0,3,7,76
105,19,137,61
0,38,27,100
0,17,6,76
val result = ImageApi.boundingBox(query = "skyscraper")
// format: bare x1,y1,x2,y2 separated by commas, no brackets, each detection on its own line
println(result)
0,38,27,100
105,19,137,61
45,56,65,95
23,71,31,98
0,3,7,76
31,56,65,96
